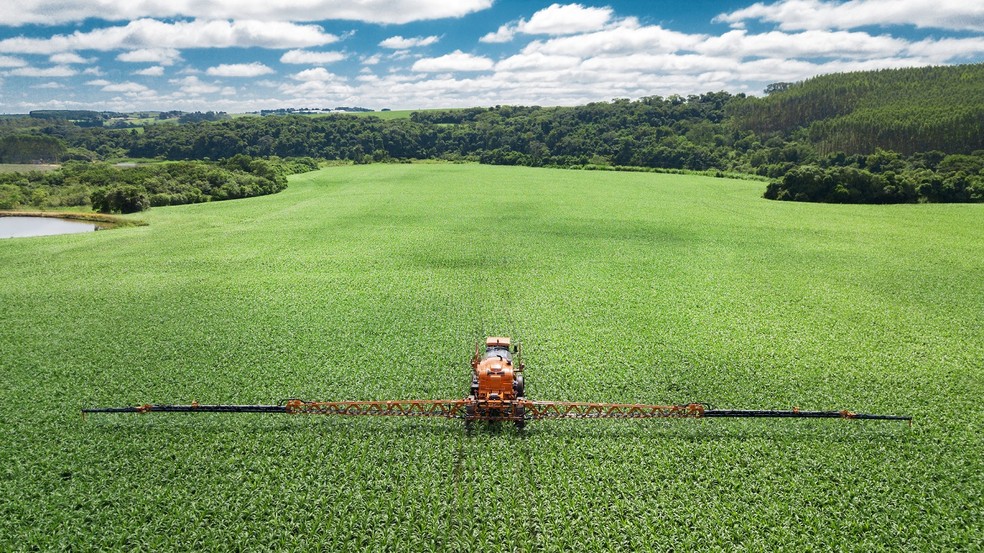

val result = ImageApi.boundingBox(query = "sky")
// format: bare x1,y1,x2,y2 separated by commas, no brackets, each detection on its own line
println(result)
0,0,982,113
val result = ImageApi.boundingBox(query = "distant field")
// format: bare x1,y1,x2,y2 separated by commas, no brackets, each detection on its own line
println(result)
346,108,457,120
233,110,417,120
340,109,415,119
1,164,980,550
0,163,59,173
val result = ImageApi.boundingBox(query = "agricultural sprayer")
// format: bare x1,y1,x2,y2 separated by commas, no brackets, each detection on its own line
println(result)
84,337,911,428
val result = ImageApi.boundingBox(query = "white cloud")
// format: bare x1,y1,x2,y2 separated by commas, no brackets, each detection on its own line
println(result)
279,79,355,99
412,51,494,72
0,55,27,68
522,21,704,57
5,1,983,113
49,52,94,64
291,68,341,81
170,76,222,95
716,0,984,32
280,50,346,65
206,63,275,77
521,3,614,35
9,66,77,77
380,35,440,49
117,48,183,66
0,0,494,26
904,36,984,60
480,26,516,44
102,82,150,94
697,29,907,59
134,65,165,76
354,10,984,109
495,52,581,72
0,19,339,55
481,3,614,42
33,82,65,89
7,99,87,111
731,56,927,83
578,53,734,74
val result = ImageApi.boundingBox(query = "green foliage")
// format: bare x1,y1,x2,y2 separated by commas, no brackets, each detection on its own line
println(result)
113,94,740,171
765,151,984,203
61,147,98,162
1,165,980,550
0,183,25,209
0,158,290,211
731,64,984,155
177,111,229,124
0,134,66,163
1,63,981,206
91,185,151,214
29,110,115,121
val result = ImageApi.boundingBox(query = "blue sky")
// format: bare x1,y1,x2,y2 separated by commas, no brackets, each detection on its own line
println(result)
0,0,982,113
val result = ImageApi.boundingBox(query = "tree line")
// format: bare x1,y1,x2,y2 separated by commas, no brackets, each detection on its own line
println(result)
728,64,984,156
16,93,747,171
0,156,313,213
1,63,982,205
764,150,983,203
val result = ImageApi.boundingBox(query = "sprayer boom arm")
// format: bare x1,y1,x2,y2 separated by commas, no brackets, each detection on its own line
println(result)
83,399,911,424
82,336,911,426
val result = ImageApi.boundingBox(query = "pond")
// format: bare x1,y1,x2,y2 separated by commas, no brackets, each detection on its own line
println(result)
0,216,100,239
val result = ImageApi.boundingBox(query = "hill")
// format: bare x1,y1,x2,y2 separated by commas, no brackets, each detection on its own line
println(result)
728,64,984,155
1,63,982,205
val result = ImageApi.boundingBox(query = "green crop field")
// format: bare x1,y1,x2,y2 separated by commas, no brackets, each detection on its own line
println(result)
1,164,981,550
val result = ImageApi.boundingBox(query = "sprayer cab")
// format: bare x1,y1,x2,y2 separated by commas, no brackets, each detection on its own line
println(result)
470,337,525,400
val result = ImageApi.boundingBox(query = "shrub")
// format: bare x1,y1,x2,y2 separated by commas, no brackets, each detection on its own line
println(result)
0,184,25,209
91,185,151,214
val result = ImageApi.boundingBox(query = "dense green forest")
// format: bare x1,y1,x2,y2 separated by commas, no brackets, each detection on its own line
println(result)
764,152,983,203
728,64,984,156
0,156,311,213
1,63,982,205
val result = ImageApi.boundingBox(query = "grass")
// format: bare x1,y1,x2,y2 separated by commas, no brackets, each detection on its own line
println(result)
1,164,981,550
0,210,146,228
346,109,416,119
0,163,60,173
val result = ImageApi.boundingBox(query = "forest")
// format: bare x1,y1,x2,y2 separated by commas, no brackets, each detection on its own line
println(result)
728,64,984,156
0,156,312,213
1,63,982,207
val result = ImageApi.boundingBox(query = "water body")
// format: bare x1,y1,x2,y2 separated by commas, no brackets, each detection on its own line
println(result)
0,216,99,239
